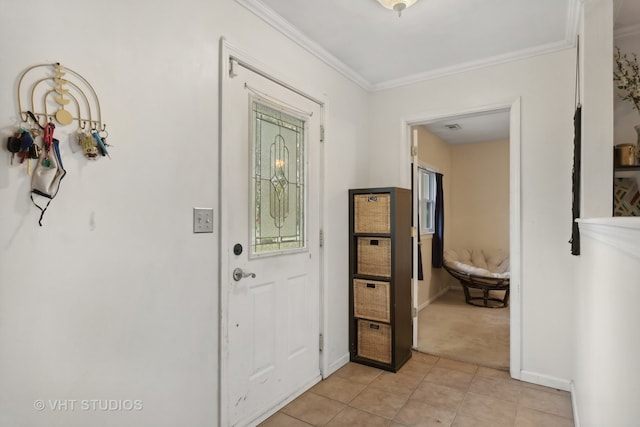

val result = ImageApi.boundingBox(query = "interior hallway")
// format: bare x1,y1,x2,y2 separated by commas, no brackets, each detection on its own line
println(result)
260,351,574,426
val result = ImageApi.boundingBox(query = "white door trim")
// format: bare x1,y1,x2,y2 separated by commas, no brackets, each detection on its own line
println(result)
411,129,419,348
218,37,327,426
402,97,522,380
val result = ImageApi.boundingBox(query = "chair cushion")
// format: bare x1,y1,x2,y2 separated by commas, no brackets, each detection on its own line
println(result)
444,248,510,279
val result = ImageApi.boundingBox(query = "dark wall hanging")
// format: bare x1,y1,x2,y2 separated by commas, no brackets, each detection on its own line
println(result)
570,37,581,256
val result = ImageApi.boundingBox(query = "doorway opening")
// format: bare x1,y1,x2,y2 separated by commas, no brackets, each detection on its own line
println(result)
406,100,521,378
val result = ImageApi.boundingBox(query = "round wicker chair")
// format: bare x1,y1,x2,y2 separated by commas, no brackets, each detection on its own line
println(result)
443,249,510,308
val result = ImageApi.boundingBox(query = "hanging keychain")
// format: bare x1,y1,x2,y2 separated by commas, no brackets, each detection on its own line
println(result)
80,131,98,159
91,130,110,159
42,122,55,167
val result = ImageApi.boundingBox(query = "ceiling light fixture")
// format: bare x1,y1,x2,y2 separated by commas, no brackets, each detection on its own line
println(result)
377,0,418,17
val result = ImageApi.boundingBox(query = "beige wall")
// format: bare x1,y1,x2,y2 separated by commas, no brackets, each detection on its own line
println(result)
450,139,510,251
414,126,455,307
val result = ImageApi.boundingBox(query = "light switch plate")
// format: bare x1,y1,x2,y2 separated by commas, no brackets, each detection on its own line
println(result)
193,208,214,233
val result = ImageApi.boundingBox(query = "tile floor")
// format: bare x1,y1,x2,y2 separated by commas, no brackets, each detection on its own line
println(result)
259,352,574,427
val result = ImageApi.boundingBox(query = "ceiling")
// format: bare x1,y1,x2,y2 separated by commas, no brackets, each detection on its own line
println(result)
422,110,510,146
614,0,640,35
236,0,640,144
237,0,581,91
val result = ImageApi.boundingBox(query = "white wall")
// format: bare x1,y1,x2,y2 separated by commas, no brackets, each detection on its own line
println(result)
570,1,640,425
369,50,576,386
0,1,368,425
573,219,640,426
581,0,614,218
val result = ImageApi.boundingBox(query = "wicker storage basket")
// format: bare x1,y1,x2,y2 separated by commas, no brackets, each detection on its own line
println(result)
353,279,391,323
357,237,391,277
354,194,390,234
357,319,392,364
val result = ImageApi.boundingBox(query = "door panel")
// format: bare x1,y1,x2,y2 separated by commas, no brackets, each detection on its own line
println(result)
224,61,321,427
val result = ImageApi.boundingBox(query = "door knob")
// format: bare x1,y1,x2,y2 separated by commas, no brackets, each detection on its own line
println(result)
233,267,256,281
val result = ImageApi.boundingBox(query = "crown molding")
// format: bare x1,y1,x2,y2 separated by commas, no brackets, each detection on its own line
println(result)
372,39,574,91
236,0,582,93
234,0,374,91
566,0,582,44
615,23,640,40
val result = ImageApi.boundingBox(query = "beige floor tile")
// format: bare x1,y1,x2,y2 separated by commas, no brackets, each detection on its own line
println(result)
520,381,571,397
262,358,576,427
423,366,475,391
259,412,314,426
518,387,573,419
458,392,517,426
325,406,391,427
410,381,467,410
410,351,440,366
436,358,479,375
281,392,345,425
333,362,383,385
349,387,409,419
311,375,367,403
514,407,574,427
476,366,512,381
397,359,434,377
393,399,457,427
451,413,512,427
468,376,520,403
369,371,424,396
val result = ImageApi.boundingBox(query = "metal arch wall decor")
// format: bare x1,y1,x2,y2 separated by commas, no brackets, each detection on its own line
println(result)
17,62,106,132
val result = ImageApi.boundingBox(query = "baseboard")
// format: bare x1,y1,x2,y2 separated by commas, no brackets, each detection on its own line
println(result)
324,352,350,378
519,370,572,392
418,286,451,312
571,381,581,427
449,283,463,292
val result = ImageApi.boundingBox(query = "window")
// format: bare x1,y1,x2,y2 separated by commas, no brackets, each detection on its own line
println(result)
250,99,307,256
418,167,436,234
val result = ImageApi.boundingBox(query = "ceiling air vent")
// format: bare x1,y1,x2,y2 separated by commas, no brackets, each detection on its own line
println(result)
444,123,462,130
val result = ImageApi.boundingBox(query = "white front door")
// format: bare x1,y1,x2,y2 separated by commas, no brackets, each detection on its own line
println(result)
222,59,322,427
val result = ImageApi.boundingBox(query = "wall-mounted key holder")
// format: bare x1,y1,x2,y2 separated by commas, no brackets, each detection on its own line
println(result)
7,62,112,225
15,62,111,161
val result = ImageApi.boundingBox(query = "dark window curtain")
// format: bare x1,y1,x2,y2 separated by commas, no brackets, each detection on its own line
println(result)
432,173,444,268
411,165,424,280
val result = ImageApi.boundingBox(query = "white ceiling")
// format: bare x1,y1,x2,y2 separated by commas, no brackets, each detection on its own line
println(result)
238,0,581,91
422,110,510,146
236,0,640,144
614,0,640,34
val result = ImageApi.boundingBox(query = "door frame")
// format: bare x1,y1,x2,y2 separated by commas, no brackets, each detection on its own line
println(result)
218,38,327,425
403,98,522,380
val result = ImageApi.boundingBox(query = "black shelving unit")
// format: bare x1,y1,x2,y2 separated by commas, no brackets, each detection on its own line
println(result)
348,187,412,372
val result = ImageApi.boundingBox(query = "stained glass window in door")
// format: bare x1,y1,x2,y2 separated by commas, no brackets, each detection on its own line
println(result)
251,100,306,255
